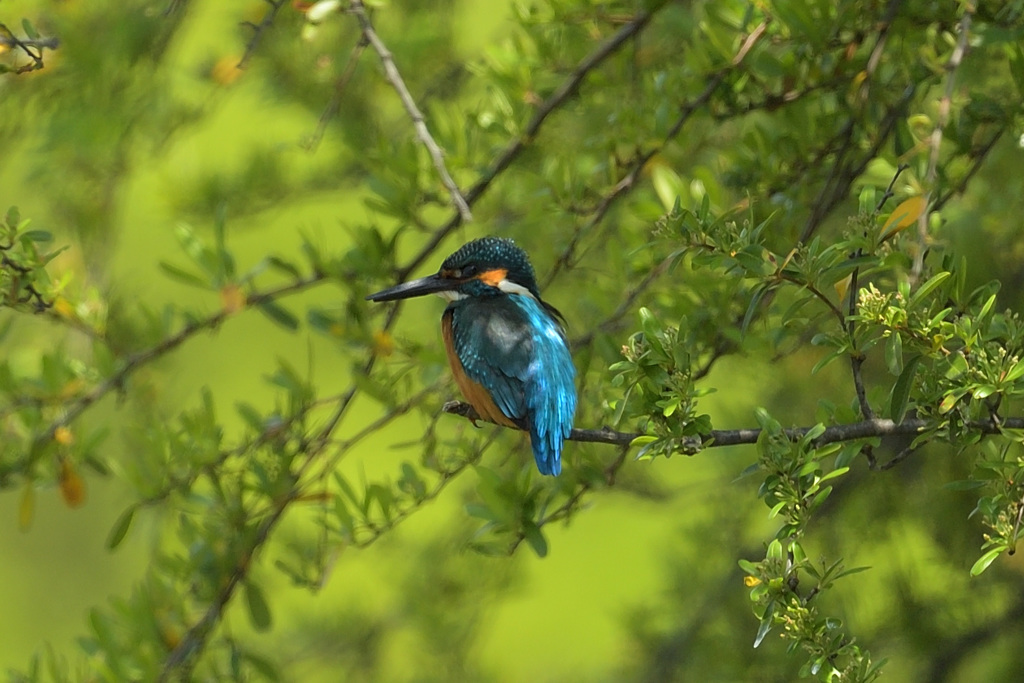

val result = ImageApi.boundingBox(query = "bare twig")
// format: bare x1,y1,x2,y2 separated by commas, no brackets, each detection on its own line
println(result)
799,119,856,242
875,162,910,213
0,33,58,50
542,19,769,287
732,17,769,65
507,445,630,553
570,256,673,348
875,444,918,470
157,489,290,681
914,5,973,281
238,0,287,69
305,38,369,151
845,163,910,421
347,0,472,222
442,400,1024,451
30,273,327,469
159,385,495,680
1012,490,1024,553
0,22,54,74
933,129,1003,212
799,84,915,242
863,0,905,87
395,7,660,281
925,589,1024,683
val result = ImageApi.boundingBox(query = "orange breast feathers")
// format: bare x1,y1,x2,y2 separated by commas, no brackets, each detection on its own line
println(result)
442,311,518,428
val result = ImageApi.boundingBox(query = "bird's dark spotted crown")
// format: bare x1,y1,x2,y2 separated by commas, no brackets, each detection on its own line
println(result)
441,237,541,298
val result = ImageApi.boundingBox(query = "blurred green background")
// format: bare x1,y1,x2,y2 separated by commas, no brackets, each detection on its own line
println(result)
2,2,721,679
2,0,1024,681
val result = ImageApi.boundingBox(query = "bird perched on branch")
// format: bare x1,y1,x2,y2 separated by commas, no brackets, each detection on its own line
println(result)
367,237,577,475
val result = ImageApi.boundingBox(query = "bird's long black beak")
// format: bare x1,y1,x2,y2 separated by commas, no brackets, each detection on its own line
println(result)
365,273,453,302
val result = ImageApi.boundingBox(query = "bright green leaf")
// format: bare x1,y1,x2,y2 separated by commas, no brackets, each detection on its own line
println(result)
159,262,211,289
888,355,921,423
908,271,951,309
106,506,135,550
523,522,548,558
245,581,272,631
258,301,300,331
970,547,1004,576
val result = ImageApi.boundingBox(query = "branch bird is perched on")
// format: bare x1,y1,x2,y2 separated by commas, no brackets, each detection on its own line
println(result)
366,237,577,475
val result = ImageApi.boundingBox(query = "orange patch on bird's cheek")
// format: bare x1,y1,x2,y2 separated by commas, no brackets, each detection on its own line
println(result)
478,268,508,287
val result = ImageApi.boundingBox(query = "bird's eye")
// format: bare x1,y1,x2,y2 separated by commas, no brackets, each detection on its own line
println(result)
460,264,478,278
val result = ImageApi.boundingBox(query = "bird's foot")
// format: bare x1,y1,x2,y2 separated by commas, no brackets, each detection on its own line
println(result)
442,401,483,427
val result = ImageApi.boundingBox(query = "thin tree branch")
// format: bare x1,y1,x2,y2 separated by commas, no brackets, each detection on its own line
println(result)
158,391,498,680
238,0,287,69
395,7,660,281
442,400,1024,451
0,22,55,73
1011,488,1024,554
508,445,630,553
157,488,290,681
799,84,915,242
845,163,911,422
349,434,499,549
876,162,911,213
304,37,368,151
542,18,769,287
160,366,362,680
348,0,472,222
570,256,673,349
926,590,1024,683
933,129,1003,212
0,32,59,50
875,444,918,470
863,0,904,86
29,273,327,469
914,5,973,281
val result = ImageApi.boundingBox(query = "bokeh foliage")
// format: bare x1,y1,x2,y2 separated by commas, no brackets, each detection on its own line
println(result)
2,0,1024,681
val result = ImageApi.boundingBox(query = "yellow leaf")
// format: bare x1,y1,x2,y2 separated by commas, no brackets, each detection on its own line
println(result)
373,330,395,357
880,196,927,241
59,459,86,508
159,624,182,650
58,378,85,400
53,296,75,318
778,248,798,272
210,56,243,86
220,284,247,314
54,425,74,445
834,274,853,302
744,575,762,587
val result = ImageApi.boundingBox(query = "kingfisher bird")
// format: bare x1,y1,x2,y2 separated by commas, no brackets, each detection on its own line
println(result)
366,237,577,476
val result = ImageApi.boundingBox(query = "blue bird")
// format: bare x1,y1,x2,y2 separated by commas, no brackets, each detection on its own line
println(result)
366,237,577,475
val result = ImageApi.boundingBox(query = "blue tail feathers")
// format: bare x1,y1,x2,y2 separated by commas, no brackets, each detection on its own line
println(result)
530,421,570,476
520,297,577,476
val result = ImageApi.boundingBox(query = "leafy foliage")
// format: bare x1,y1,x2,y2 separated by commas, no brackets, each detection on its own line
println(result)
2,0,1024,681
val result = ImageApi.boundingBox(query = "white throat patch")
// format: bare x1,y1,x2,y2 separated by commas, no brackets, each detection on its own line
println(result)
496,279,536,299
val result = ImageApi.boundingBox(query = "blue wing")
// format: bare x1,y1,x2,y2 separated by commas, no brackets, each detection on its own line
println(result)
448,295,577,475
